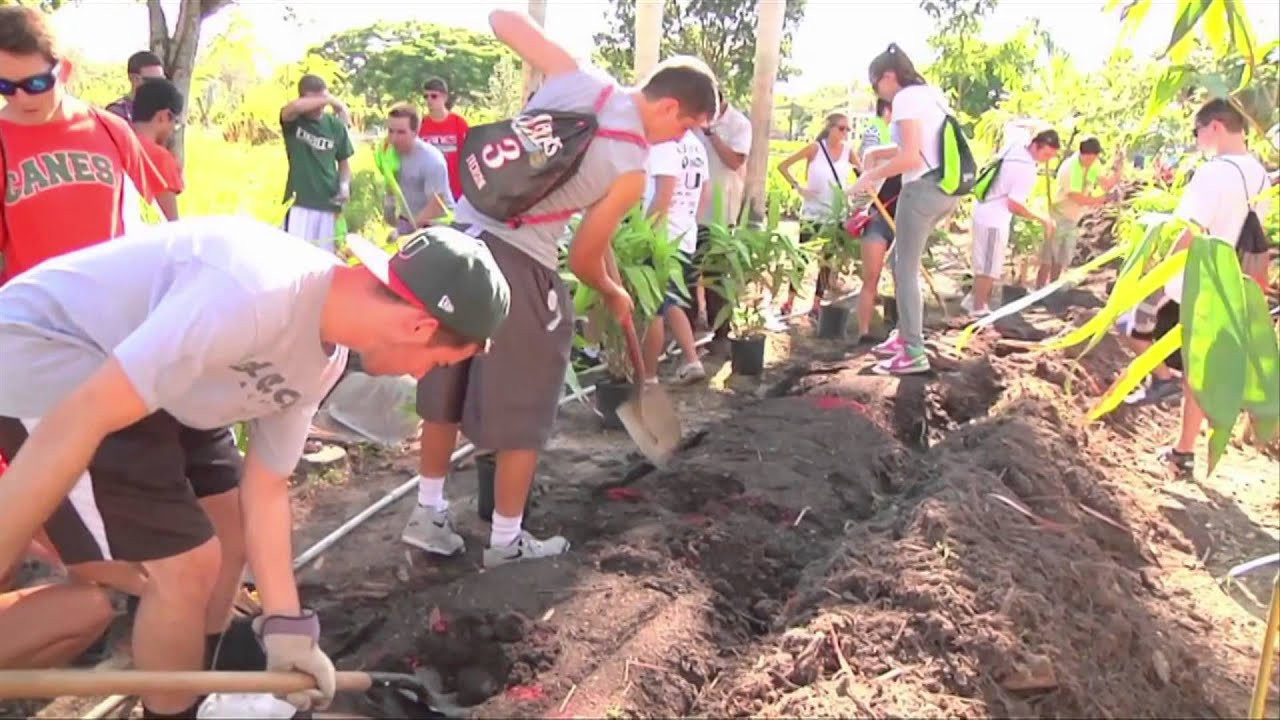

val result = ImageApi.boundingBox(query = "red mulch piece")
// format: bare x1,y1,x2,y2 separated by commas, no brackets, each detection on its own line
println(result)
506,684,545,702
606,487,646,502
811,395,867,413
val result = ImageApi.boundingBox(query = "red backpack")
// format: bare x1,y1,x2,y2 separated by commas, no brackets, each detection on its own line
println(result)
457,84,647,229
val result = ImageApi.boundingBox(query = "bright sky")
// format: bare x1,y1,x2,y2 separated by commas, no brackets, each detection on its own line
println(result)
52,0,1280,95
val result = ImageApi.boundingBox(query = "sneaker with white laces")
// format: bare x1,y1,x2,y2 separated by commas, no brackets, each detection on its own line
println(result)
401,504,465,556
482,531,570,568
871,330,904,359
873,347,931,376
674,362,707,384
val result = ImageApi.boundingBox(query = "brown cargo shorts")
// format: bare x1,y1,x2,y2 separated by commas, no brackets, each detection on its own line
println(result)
416,227,574,450
0,413,243,565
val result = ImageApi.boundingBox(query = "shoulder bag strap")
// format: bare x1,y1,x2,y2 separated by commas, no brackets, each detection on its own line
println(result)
818,140,843,190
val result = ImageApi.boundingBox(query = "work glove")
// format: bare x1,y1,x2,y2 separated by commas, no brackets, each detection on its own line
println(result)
253,609,336,711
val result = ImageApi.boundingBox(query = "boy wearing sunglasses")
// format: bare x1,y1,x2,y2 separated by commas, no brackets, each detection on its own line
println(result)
0,6,164,285
131,78,186,221
417,77,470,202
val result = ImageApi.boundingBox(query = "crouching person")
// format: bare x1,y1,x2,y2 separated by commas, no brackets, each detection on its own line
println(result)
0,537,114,669
0,216,510,717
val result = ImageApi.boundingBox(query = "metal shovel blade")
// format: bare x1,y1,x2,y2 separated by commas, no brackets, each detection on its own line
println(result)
616,383,681,467
616,322,682,467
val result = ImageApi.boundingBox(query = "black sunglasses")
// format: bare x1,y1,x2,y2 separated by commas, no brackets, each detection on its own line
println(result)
0,62,60,98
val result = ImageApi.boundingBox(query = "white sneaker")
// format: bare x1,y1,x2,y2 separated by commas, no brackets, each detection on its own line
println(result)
482,531,570,568
401,504,465,556
675,362,707,384
960,292,975,314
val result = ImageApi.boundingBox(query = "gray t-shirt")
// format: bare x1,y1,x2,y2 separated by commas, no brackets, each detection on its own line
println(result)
399,139,454,221
0,215,348,475
453,66,648,270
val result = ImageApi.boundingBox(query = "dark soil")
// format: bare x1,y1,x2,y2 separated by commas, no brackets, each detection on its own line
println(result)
6,250,1277,720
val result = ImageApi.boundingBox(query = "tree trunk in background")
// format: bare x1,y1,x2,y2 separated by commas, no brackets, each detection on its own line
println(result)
146,0,233,164
633,0,662,81
742,0,786,223
521,0,548,102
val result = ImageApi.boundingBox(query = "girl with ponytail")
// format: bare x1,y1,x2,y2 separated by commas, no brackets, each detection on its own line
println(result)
847,43,959,375
776,112,859,316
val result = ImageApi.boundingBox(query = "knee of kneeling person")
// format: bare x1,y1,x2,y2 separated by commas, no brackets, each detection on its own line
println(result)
70,583,116,634
146,537,223,600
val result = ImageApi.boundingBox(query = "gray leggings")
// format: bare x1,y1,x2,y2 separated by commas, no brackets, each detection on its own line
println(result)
890,179,959,349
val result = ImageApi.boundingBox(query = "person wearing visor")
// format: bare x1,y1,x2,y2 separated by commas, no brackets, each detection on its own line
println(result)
0,215,509,718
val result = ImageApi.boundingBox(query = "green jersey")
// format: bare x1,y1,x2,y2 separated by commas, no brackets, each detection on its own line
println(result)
281,112,354,212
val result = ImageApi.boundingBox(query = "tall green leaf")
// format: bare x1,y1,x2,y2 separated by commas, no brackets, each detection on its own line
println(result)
1044,248,1187,353
1222,0,1259,87
1164,0,1214,61
1241,279,1280,420
1181,236,1249,471
1089,322,1184,421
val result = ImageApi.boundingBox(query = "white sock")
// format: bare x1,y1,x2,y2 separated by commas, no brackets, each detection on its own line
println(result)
490,512,523,548
415,475,447,511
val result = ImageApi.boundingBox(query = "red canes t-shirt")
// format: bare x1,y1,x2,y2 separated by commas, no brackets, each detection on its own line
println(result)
417,111,469,201
0,100,161,284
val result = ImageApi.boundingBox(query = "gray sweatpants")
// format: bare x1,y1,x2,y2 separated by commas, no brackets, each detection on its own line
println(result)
890,179,960,349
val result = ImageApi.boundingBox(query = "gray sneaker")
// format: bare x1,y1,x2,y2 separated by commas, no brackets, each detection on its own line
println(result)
482,531,570,568
674,362,707,385
401,504,465,556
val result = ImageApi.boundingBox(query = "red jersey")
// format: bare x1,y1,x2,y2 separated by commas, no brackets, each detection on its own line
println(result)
138,134,184,195
417,111,469,200
0,99,160,284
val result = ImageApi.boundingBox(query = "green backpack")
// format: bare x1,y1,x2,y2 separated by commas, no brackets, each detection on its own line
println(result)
971,156,1004,202
926,112,978,196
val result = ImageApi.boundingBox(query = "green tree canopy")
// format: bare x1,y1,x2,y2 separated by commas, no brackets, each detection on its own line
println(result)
590,0,808,106
309,21,515,112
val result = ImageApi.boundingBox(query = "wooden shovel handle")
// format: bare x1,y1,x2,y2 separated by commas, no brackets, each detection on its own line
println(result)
0,670,374,699
621,318,646,387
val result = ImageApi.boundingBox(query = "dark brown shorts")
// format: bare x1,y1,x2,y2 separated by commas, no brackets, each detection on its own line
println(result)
416,227,574,450
0,413,243,565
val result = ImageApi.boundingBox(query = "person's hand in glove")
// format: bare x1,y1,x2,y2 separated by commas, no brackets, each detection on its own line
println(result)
253,610,336,711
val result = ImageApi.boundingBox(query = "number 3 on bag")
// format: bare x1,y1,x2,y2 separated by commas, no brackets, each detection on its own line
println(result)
482,138,523,169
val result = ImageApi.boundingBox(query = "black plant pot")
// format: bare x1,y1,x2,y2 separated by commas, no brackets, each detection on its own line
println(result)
594,380,631,431
475,452,533,523
881,294,899,327
730,336,766,376
1001,284,1029,305
816,304,850,340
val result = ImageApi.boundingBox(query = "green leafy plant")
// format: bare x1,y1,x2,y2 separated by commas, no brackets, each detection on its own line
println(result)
572,206,687,382
701,191,812,339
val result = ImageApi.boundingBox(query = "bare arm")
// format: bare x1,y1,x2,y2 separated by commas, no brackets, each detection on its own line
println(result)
0,359,148,575
239,451,300,616
568,170,646,297
646,175,676,221
707,133,747,171
1007,198,1051,227
414,195,448,227
854,118,925,186
280,95,332,123
489,10,578,79
777,143,817,191
155,191,179,221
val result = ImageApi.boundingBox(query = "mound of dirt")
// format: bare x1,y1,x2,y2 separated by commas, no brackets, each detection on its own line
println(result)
697,354,1230,719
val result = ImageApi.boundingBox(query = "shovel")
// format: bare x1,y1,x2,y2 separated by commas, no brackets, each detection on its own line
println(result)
613,319,681,467
0,670,450,718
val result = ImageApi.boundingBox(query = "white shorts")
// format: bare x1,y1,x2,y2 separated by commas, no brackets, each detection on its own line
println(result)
284,207,338,254
971,220,1011,279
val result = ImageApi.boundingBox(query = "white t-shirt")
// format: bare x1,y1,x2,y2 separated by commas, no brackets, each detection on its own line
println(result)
891,84,951,184
0,215,349,475
644,130,707,254
697,105,753,224
972,145,1040,228
1165,153,1271,301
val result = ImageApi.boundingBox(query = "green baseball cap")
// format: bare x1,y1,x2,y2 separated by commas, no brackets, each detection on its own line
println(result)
347,229,510,343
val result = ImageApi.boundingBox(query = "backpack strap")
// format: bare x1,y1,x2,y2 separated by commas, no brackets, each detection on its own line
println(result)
1219,156,1265,209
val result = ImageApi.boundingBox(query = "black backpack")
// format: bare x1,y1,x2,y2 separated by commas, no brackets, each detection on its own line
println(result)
457,84,647,229
1221,157,1271,256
